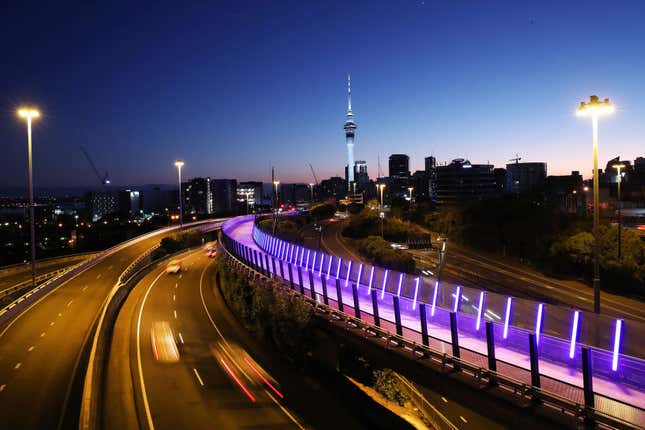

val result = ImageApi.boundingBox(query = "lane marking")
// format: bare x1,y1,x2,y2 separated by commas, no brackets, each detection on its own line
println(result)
175,283,178,289
441,396,448,403
96,274,102,280
178,332,184,344
193,368,205,386
265,390,306,430
66,300,73,307
460,416,468,423
173,310,177,319
50,321,55,326
173,294,176,302
0,384,5,392
40,332,46,338
82,285,88,292
14,362,22,370
28,346,35,352
107,265,114,271
58,313,62,317
136,270,165,430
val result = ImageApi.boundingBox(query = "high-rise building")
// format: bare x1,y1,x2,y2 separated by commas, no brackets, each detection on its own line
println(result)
182,177,212,215
424,156,437,201
237,181,263,208
505,162,547,194
211,179,237,214
545,171,585,214
344,75,357,187
319,176,347,200
87,191,119,221
345,160,370,192
118,189,142,217
389,154,410,178
435,158,496,204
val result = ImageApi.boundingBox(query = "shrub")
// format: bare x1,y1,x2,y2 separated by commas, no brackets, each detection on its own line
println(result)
357,236,416,272
373,369,409,406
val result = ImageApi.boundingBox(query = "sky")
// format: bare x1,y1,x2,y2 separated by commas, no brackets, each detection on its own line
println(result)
1,0,644,190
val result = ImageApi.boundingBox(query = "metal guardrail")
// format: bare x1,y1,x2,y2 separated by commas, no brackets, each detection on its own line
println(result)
393,373,460,430
0,252,101,276
218,231,644,430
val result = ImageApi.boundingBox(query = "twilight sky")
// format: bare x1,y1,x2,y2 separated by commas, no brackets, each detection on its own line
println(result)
1,0,644,189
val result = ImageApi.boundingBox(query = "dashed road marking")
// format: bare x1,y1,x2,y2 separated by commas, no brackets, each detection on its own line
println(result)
82,285,88,292
441,396,448,403
40,332,46,337
0,384,5,392
14,362,21,370
173,294,176,302
178,332,184,344
28,346,35,352
174,310,177,319
460,416,468,423
67,300,73,307
58,313,62,317
50,322,55,326
193,368,204,386
107,265,113,271
96,274,102,280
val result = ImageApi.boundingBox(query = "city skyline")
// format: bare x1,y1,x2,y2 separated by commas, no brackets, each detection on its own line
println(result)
2,1,644,188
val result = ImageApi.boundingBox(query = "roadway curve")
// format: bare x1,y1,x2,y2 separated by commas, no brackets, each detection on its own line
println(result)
0,226,212,430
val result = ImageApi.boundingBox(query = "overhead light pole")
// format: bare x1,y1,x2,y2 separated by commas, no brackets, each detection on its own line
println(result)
17,107,41,288
378,183,386,209
408,186,414,208
577,95,614,314
174,160,184,228
309,183,315,202
612,163,625,259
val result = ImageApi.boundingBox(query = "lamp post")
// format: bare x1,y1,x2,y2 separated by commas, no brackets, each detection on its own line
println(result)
612,163,625,259
245,191,253,214
174,160,184,228
407,186,414,209
378,183,386,209
577,95,614,314
17,107,40,288
309,183,315,202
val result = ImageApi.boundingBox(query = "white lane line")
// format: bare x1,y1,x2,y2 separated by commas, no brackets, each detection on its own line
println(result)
40,332,46,338
179,274,183,279
193,368,205,386
96,274,102,280
107,265,114,271
178,332,184,344
58,313,62,317
28,346,35,352
82,285,88,292
173,294,176,302
0,384,5,392
441,396,448,403
137,271,165,430
50,322,55,326
66,300,73,307
173,310,177,319
14,362,22,370
460,416,468,423
175,283,178,289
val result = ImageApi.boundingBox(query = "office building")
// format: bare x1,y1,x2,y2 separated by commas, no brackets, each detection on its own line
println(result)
211,179,237,214
505,162,547,194
435,158,496,204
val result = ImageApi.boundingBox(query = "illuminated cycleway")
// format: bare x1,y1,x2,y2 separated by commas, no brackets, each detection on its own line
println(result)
222,215,645,428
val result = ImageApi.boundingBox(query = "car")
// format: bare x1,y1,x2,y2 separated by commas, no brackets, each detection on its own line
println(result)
151,321,180,363
207,250,217,258
165,260,183,274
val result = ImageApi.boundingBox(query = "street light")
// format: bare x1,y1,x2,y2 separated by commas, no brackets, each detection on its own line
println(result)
378,183,386,209
612,163,626,259
309,183,315,202
407,187,414,208
17,107,40,288
174,160,184,228
245,191,253,214
577,95,614,314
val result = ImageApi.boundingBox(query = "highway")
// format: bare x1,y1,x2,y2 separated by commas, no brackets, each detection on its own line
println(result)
0,228,204,430
320,218,645,323
103,247,365,430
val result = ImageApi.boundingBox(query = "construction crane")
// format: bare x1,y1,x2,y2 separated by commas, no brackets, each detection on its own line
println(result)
308,162,319,185
508,154,522,164
80,146,110,186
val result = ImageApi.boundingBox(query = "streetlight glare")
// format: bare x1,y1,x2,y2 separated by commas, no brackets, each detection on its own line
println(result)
17,107,41,120
174,160,184,168
576,95,614,117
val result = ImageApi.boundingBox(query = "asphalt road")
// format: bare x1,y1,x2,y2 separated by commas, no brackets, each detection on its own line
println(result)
104,248,365,430
0,255,91,296
321,219,645,323
0,229,195,430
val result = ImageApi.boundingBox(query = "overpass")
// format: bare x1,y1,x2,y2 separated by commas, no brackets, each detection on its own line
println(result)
220,214,645,429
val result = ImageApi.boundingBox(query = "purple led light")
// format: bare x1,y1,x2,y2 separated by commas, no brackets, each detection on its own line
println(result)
345,260,353,287
318,254,325,276
288,244,294,263
476,291,485,331
453,286,461,313
503,297,512,339
305,249,311,270
412,277,420,310
431,281,439,316
380,270,389,300
396,273,404,297
299,247,305,266
612,319,622,371
569,310,579,359
356,264,363,288
336,257,342,279
535,303,544,345
312,251,317,273
327,255,332,278
367,266,375,294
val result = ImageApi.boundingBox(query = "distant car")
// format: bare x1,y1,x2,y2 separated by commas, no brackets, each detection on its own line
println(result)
165,260,183,274
207,250,217,258
151,321,179,363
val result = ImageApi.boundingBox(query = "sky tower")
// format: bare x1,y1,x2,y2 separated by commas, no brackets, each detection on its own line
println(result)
344,74,356,187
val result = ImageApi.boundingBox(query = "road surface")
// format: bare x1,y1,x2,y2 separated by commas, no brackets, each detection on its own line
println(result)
0,228,206,430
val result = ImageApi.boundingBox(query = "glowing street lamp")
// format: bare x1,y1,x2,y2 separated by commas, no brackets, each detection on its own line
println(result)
407,187,414,208
577,95,614,314
174,160,184,228
378,183,386,208
309,183,315,202
17,107,40,288
612,163,626,258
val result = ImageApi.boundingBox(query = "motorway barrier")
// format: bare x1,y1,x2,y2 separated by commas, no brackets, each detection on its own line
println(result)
220,219,645,430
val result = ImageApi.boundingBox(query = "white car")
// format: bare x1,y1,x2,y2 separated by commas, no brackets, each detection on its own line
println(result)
165,260,183,274
151,321,180,363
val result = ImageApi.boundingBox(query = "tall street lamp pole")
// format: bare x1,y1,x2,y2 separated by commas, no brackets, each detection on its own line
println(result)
577,95,614,314
309,183,315,202
174,160,184,228
18,107,41,288
612,163,625,259
378,184,386,209
407,187,414,209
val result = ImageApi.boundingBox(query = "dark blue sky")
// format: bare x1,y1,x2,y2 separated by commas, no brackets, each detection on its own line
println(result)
1,0,643,188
